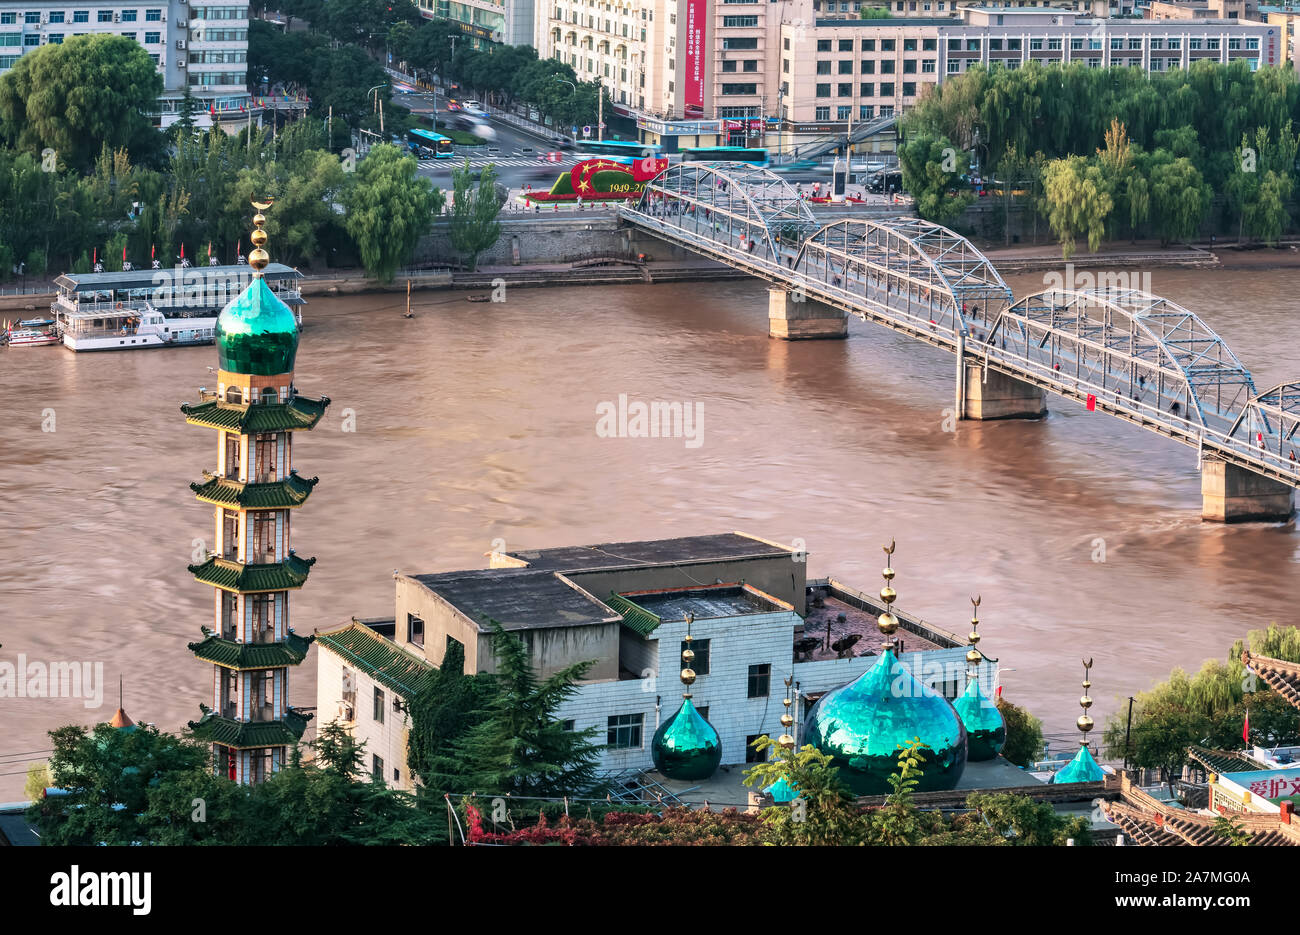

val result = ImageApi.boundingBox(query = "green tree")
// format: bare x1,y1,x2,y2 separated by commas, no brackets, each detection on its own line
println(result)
445,620,602,797
0,35,164,172
1146,152,1210,246
967,791,1092,845
449,157,502,271
997,695,1045,767
24,762,51,803
743,738,864,846
407,637,497,789
1213,814,1253,845
1040,154,1113,258
898,133,975,223
867,738,930,845
342,143,441,282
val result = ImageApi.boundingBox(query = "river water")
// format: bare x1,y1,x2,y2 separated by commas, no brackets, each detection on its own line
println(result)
1,267,1297,796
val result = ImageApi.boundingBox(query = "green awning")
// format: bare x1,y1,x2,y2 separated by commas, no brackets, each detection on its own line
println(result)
180,394,329,433
188,628,314,669
188,552,315,592
606,593,662,636
188,706,311,749
316,623,435,697
191,471,319,509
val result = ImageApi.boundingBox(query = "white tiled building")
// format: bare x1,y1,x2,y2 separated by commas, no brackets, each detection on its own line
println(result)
0,0,251,127
315,533,995,786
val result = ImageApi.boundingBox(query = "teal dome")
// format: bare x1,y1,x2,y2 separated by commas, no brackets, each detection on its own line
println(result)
651,696,722,781
803,649,967,795
1051,744,1105,784
953,674,1006,761
217,277,299,375
765,777,799,803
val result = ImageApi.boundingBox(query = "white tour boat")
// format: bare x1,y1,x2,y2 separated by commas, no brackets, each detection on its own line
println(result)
5,323,60,347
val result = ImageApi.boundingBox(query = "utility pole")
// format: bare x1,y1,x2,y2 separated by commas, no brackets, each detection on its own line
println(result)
328,105,333,150
598,82,604,141
1123,696,1135,771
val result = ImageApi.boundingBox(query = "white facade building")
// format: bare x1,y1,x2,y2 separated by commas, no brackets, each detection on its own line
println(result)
314,533,996,788
0,0,251,127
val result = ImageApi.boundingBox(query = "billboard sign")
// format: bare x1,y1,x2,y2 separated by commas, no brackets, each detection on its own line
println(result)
684,0,706,117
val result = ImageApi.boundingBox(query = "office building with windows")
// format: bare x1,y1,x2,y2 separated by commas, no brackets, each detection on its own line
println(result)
315,533,985,786
415,0,534,47
0,1,251,128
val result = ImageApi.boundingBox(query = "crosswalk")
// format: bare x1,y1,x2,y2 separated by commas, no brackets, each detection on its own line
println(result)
418,155,581,170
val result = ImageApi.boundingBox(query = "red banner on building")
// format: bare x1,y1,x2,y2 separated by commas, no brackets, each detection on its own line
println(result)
684,0,706,117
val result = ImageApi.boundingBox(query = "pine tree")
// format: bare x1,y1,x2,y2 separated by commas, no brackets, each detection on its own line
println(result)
445,620,601,797
407,637,497,789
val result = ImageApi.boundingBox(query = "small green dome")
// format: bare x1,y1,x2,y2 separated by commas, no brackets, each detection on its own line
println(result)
953,674,1006,761
217,277,299,376
803,649,967,795
1051,744,1105,784
651,696,722,781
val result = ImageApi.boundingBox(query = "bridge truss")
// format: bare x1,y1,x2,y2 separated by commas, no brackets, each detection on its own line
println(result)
623,163,1300,489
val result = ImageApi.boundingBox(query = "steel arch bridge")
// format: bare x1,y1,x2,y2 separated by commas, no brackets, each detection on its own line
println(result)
621,163,1300,490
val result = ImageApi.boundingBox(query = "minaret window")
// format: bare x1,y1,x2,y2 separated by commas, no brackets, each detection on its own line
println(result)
221,669,238,718
224,434,241,477
222,510,239,559
221,591,237,639
251,512,276,562
226,386,243,405
254,434,276,482
251,594,274,642
260,387,277,405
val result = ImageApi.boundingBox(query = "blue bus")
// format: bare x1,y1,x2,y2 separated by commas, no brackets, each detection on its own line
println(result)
575,139,662,160
682,146,769,168
409,128,455,159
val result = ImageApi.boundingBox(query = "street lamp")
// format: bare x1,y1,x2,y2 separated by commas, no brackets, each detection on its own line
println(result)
367,83,388,138
554,77,576,138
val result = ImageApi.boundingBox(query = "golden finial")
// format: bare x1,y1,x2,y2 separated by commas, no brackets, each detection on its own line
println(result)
680,612,696,697
966,595,983,665
877,539,899,646
778,672,795,748
1077,658,1094,740
248,197,274,276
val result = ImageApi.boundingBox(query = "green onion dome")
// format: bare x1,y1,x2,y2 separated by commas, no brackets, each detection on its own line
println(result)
953,674,1006,761
803,648,967,795
651,696,722,781
217,277,299,376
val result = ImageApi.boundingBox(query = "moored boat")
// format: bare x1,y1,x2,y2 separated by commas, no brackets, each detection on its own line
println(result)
5,324,60,347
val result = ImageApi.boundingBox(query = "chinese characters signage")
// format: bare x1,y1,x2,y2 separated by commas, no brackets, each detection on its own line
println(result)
684,0,706,117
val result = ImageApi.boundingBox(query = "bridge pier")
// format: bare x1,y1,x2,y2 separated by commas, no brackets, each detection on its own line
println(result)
768,287,847,340
1200,458,1295,523
962,362,1047,420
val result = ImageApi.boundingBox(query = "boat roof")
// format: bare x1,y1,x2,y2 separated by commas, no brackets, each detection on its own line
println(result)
54,263,302,292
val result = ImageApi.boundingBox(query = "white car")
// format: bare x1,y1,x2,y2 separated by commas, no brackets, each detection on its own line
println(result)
462,99,485,115
471,120,497,141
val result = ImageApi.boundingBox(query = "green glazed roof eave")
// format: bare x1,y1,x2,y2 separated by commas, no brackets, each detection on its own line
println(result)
188,628,314,669
188,552,316,592
606,593,662,636
191,471,320,509
180,394,330,433
315,624,435,697
187,706,311,749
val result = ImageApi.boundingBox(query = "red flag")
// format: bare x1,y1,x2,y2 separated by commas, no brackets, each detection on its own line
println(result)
995,684,1003,699
93,247,97,264
1086,394,1097,411
180,243,185,259
150,244,156,259
122,244,127,262
207,242,212,258
1244,709,1251,745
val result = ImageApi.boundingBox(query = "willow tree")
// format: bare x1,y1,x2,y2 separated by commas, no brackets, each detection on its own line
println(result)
343,143,441,282
448,158,502,272
1040,154,1113,258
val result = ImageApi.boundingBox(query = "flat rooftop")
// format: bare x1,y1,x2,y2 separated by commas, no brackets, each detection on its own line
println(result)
410,567,618,632
622,584,791,622
799,592,945,663
501,532,791,572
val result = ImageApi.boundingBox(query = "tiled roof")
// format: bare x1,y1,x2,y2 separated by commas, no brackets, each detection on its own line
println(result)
180,394,329,433
315,622,435,697
191,471,319,509
1187,745,1269,776
188,628,314,669
1105,775,1300,847
605,593,661,636
188,552,315,592
1242,652,1300,711
187,705,311,749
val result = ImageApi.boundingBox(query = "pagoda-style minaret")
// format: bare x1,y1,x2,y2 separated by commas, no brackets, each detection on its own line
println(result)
651,613,723,781
1050,658,1105,784
180,200,329,785
953,596,1006,761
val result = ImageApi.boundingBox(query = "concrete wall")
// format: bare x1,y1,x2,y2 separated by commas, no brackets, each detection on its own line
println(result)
564,553,808,616
417,216,707,268
316,642,416,791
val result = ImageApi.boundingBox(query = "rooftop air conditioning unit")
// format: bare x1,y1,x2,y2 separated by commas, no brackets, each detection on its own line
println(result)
339,702,355,722
178,59,187,67
177,18,186,27
114,11,120,21
177,38,186,49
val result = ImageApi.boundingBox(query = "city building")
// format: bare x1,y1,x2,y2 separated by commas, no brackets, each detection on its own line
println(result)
182,203,330,785
416,0,534,47
315,532,997,787
0,1,253,127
